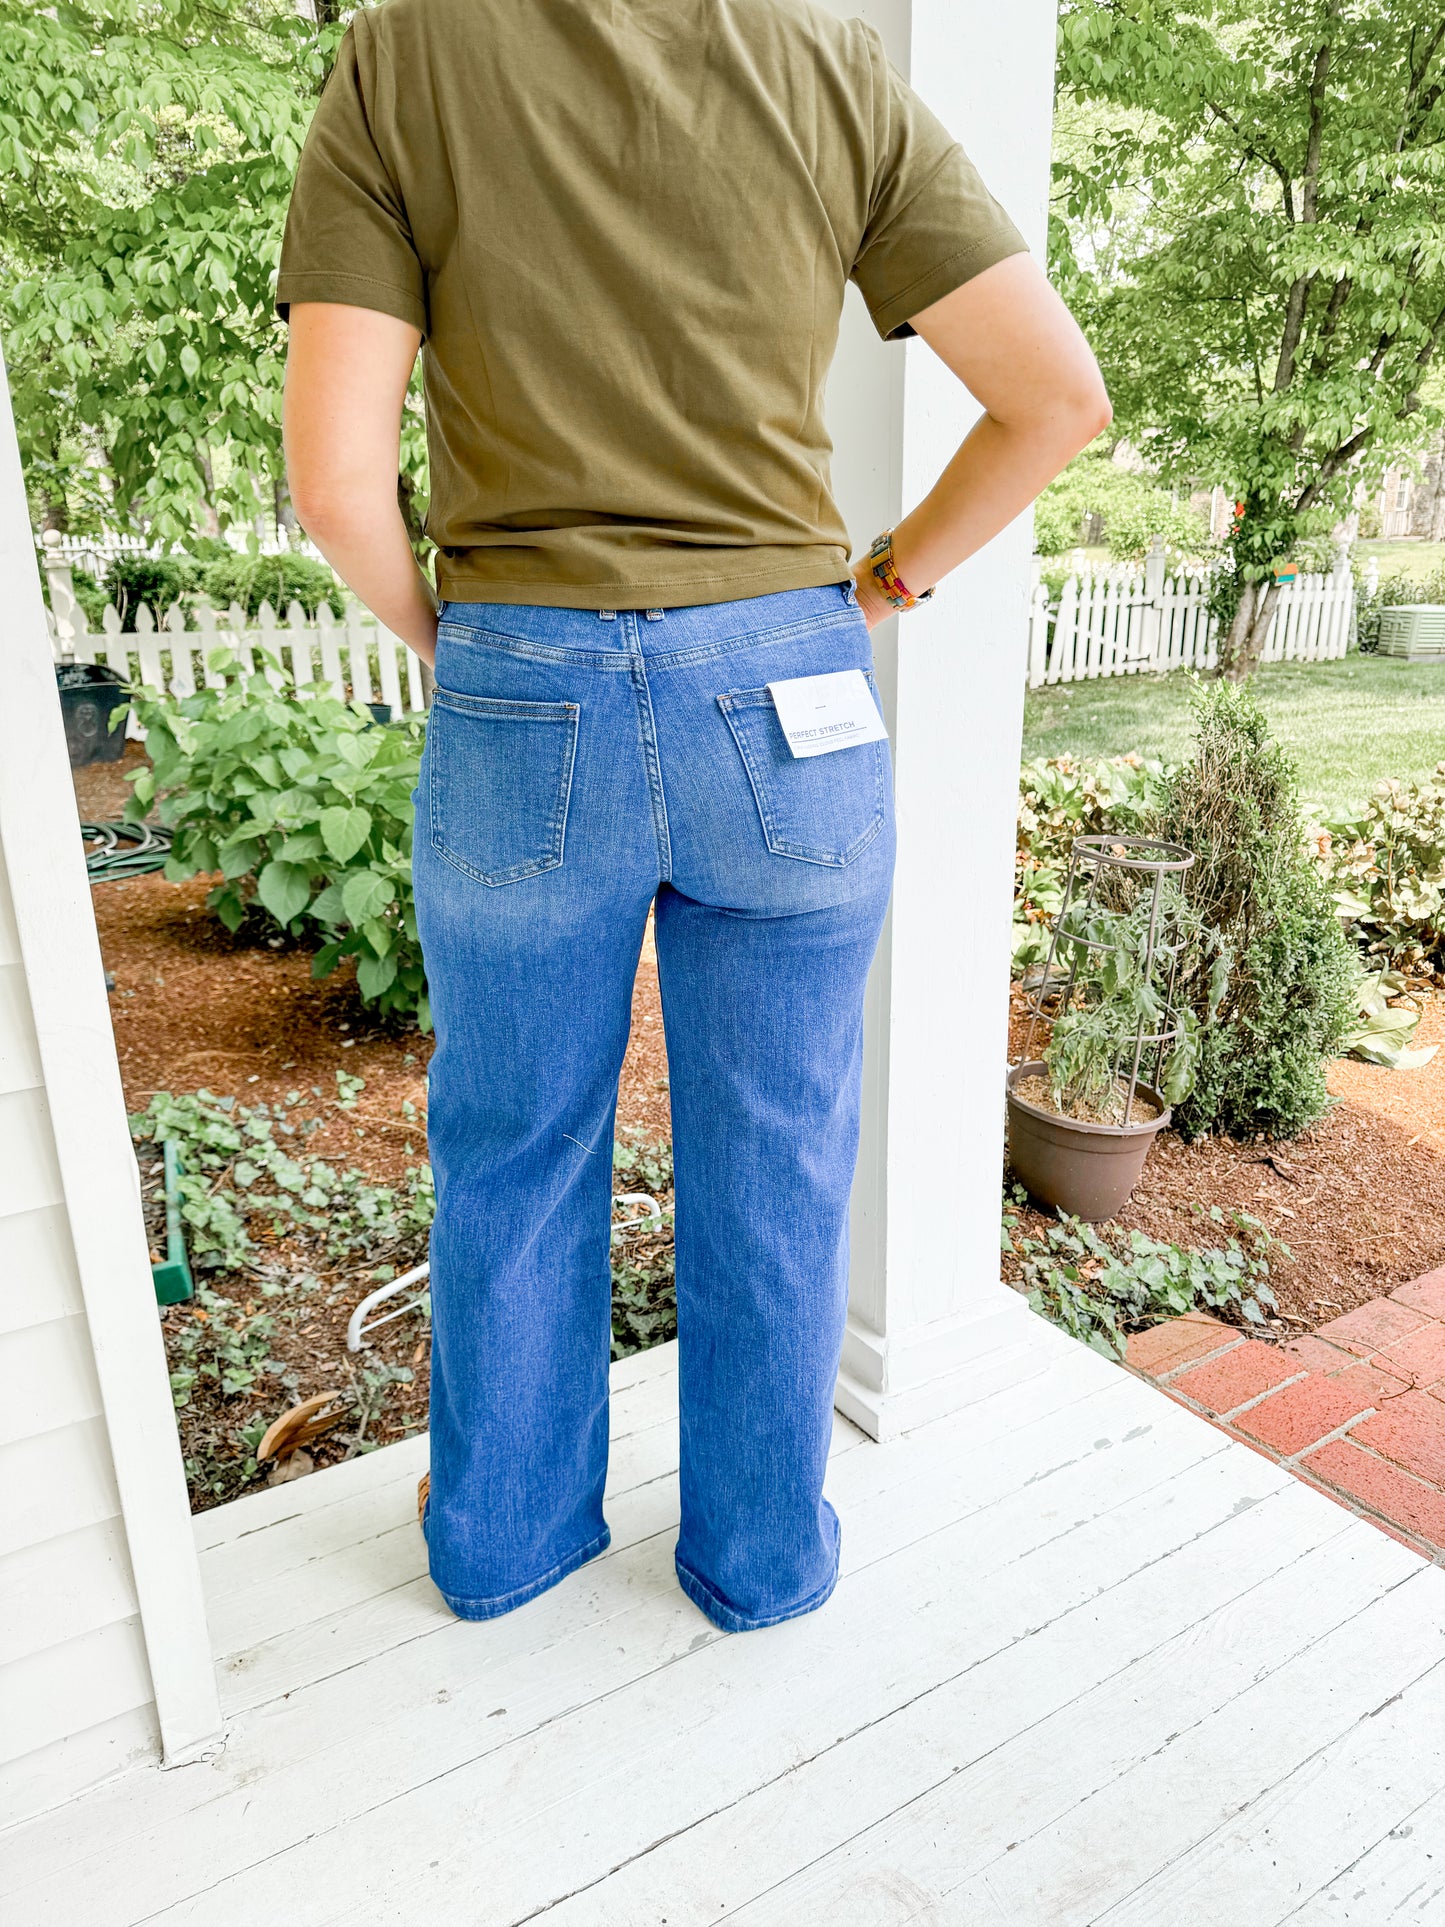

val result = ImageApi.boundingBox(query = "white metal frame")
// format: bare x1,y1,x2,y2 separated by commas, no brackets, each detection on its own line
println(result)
0,348,224,1766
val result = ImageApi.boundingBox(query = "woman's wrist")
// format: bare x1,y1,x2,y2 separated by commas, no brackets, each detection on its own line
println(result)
853,526,937,628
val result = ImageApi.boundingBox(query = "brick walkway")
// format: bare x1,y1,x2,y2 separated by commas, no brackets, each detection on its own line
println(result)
1126,1266,1445,1561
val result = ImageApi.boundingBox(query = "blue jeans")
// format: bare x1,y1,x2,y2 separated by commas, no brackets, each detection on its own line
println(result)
413,581,895,1632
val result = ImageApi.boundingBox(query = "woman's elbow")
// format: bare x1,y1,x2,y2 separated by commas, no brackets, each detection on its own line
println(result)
1064,378,1113,449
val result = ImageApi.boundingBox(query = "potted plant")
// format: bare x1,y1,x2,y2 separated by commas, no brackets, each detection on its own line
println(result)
1007,835,1227,1222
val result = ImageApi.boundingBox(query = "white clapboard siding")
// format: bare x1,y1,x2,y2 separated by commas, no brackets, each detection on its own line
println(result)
0,847,153,1808
0,844,155,1814
56,595,425,735
1027,552,1356,687
2,344,222,1827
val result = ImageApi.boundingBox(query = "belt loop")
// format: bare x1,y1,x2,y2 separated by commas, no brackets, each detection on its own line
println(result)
644,607,665,621
842,578,859,607
597,608,617,621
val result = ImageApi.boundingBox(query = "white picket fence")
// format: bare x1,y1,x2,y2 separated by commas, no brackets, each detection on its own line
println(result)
49,598,427,736
1027,540,1356,687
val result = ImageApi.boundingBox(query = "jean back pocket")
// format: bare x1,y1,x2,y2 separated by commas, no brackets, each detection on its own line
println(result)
428,689,579,886
717,675,887,868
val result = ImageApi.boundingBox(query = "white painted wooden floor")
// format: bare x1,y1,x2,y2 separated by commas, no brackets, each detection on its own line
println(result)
7,1318,1445,1925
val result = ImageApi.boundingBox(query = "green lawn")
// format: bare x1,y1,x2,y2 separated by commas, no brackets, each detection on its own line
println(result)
1022,655,1445,820
1355,539,1445,582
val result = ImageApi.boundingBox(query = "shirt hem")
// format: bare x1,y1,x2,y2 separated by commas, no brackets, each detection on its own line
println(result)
870,231,1030,341
434,549,852,610
275,270,426,333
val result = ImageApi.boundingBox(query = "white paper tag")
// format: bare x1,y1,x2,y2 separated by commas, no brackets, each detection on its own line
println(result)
765,669,889,759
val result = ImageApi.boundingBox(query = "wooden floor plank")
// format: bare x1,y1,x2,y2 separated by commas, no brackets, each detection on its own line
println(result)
14,1335,1440,1927
116,1404,1238,1923
540,1483,1357,1927
1282,1783,1445,1923
938,1565,1444,1924
210,1344,1111,1711
1097,1646,1445,1925
0,1341,1132,1911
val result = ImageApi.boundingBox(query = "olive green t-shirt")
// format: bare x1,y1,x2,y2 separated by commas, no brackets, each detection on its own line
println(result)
275,0,1028,608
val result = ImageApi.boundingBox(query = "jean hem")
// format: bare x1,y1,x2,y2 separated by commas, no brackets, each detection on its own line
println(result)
434,1523,612,1621
674,1549,841,1633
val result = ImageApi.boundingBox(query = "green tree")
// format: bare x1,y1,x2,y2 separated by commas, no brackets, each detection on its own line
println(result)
0,3,342,543
1055,1,1445,678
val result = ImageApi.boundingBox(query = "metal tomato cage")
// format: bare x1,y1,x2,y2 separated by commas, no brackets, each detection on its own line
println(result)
1020,834,1196,1126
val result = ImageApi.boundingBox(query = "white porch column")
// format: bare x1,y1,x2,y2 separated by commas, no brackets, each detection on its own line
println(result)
826,0,1060,1439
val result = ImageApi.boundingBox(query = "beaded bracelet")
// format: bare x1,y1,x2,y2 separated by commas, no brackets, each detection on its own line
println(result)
867,528,934,611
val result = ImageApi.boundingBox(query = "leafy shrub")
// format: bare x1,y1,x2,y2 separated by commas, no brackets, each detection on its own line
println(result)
1103,495,1212,565
1324,766,1445,974
127,658,429,1025
104,552,199,629
1033,452,1212,561
1014,755,1169,969
1153,680,1356,1139
1005,1192,1281,1359
1354,565,1445,653
200,550,345,619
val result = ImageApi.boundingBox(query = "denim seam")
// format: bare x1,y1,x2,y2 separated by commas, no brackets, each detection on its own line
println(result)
436,606,860,674
428,697,579,887
674,1548,841,1632
437,624,635,670
717,681,886,869
642,610,865,672
625,613,673,881
437,1524,612,1620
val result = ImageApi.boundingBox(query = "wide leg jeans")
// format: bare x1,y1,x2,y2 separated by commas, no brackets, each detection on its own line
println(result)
413,581,895,1632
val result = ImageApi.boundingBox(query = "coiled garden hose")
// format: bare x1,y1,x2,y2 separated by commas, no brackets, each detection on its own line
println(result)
81,820,173,881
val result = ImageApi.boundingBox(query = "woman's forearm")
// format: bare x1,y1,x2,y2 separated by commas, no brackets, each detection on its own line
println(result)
283,303,438,664
302,501,440,666
855,408,1102,625
852,254,1111,629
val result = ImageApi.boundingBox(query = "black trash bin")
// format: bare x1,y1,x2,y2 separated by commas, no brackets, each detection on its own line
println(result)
55,663,130,769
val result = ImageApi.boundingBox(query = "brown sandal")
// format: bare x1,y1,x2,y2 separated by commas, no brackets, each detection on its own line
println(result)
417,1472,429,1528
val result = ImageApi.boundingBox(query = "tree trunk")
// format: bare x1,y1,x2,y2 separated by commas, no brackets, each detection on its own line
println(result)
1217,577,1281,681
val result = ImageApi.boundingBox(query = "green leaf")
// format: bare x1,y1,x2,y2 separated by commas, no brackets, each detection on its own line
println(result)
356,951,398,999
319,804,372,864
276,832,325,863
340,869,395,925
219,837,262,880
255,860,310,926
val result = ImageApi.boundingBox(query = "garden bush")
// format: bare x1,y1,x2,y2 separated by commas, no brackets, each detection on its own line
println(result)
1152,679,1356,1139
199,551,345,620
1014,754,1169,969
104,552,199,629
127,658,428,1024
1325,766,1445,976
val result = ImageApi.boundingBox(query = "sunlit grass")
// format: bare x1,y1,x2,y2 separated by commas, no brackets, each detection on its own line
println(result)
1022,655,1445,820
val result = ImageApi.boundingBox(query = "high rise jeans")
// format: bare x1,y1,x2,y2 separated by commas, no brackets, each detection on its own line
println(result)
413,580,895,1633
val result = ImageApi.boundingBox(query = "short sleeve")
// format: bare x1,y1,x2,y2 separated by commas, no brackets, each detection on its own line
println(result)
274,18,426,333
850,39,1029,342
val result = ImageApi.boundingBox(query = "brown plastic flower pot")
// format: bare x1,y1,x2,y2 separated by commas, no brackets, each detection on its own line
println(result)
1006,1060,1171,1224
